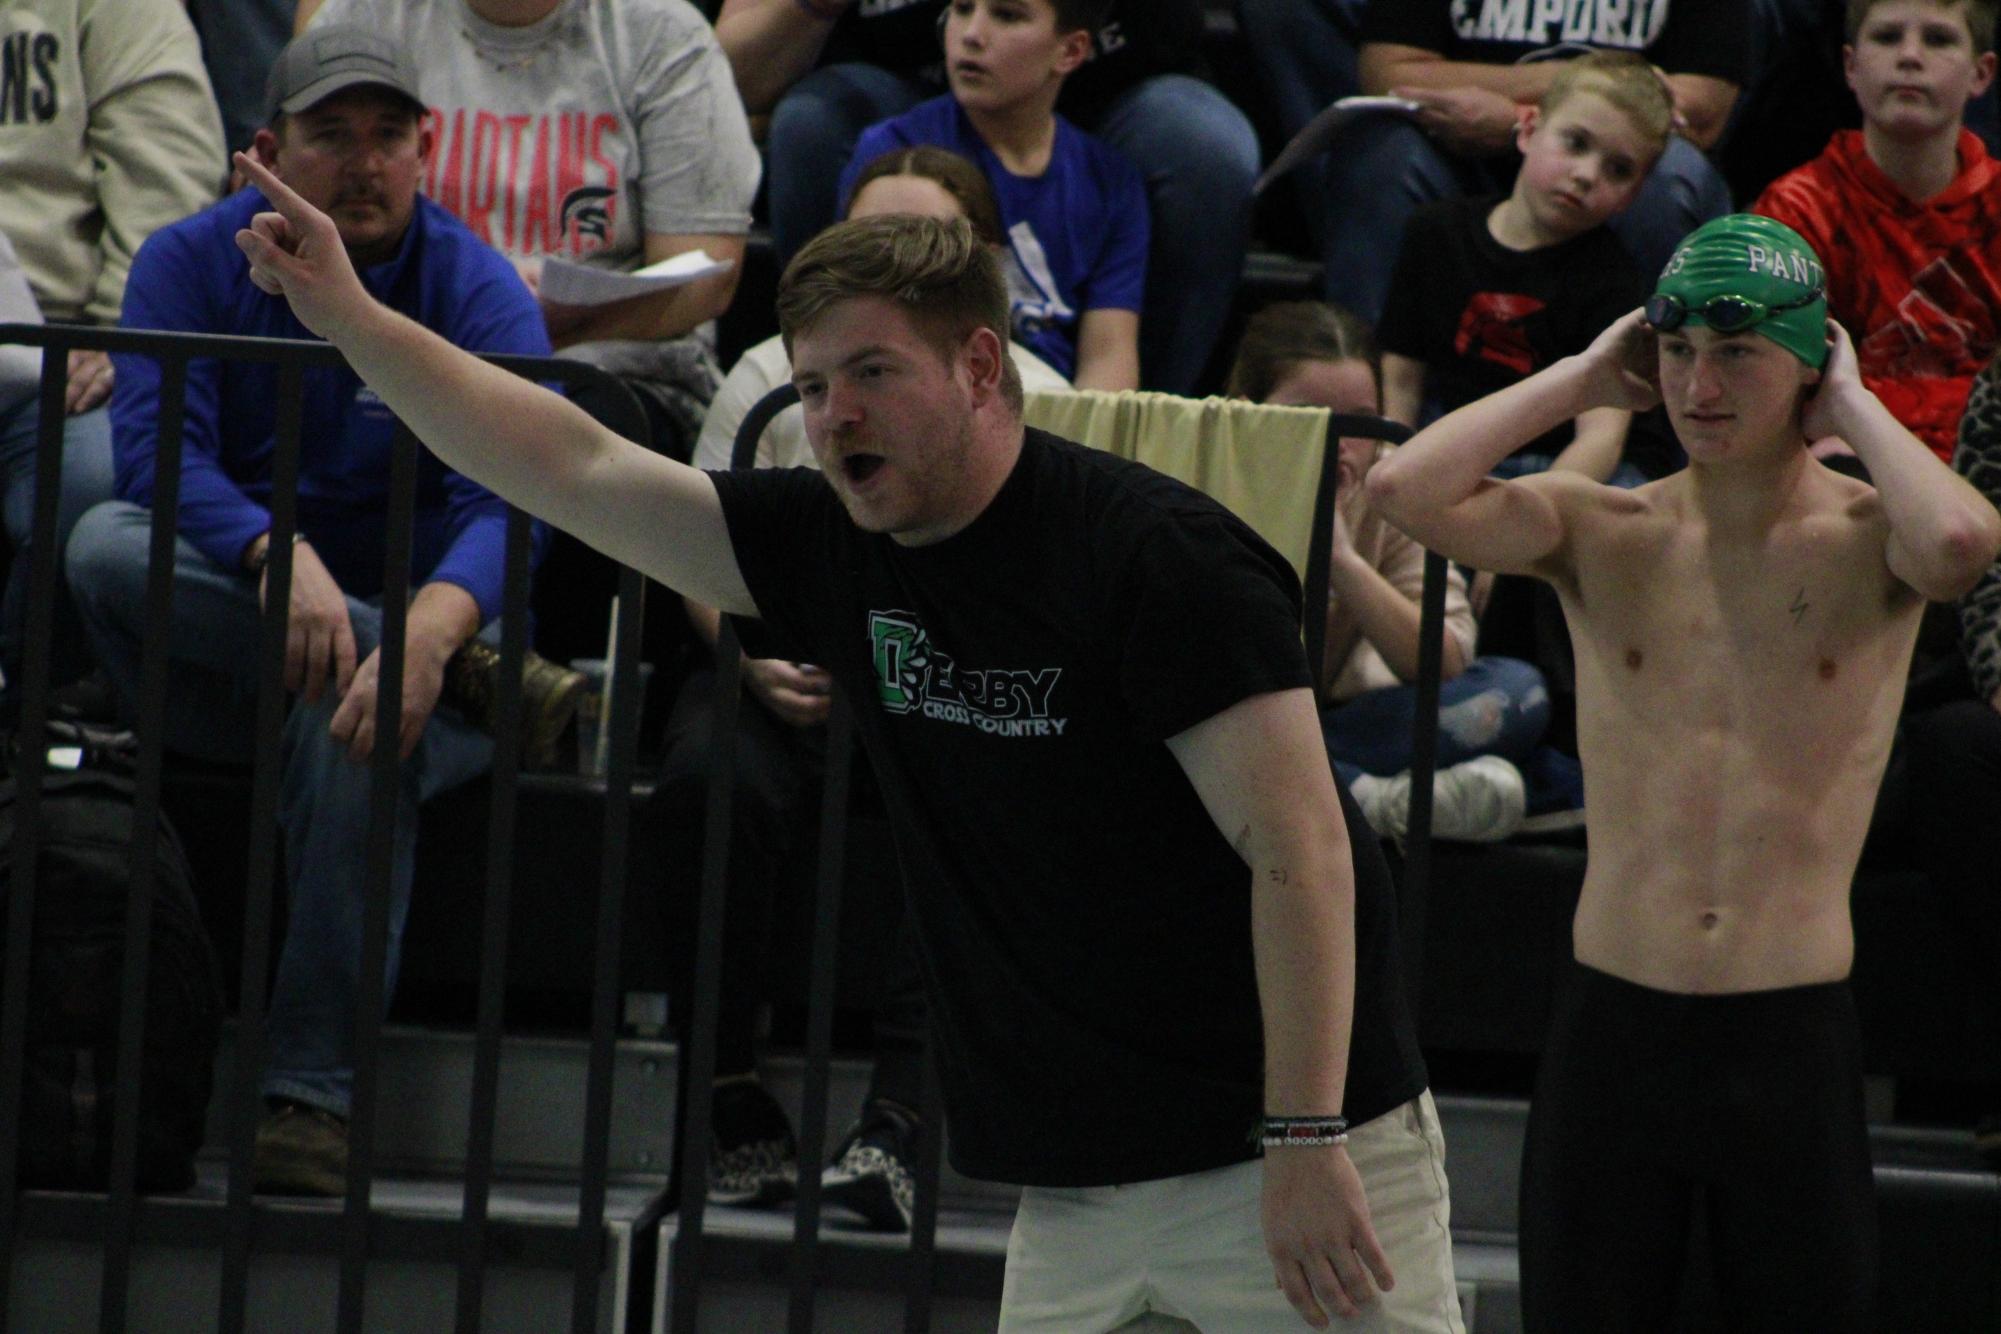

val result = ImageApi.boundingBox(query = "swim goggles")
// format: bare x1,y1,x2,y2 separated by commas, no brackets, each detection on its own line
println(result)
1643,286,1824,335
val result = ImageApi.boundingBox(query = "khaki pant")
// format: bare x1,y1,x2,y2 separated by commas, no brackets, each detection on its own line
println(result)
999,1091,1466,1333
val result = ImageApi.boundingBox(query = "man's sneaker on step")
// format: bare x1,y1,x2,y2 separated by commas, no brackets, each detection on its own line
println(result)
821,1100,921,1233
708,1077,798,1207
1350,755,1526,843
442,641,587,770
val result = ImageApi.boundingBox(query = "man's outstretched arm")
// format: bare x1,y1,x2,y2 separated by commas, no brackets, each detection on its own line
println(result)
229,151,758,618
1168,687,1392,1330
1366,309,1660,578
1804,323,2001,603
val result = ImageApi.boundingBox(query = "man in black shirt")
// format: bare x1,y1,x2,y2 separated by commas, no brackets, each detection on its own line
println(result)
233,150,1463,1331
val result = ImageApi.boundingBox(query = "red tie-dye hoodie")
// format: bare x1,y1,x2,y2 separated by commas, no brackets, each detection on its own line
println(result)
1754,129,2001,461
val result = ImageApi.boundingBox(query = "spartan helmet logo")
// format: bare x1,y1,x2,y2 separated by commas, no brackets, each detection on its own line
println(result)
869,611,929,715
558,186,616,244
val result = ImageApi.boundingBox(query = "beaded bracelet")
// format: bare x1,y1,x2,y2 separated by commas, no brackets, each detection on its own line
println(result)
1258,1114,1350,1149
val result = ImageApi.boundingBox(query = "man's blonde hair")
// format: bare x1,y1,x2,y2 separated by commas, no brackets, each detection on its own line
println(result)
1541,50,1674,163
777,215,1023,414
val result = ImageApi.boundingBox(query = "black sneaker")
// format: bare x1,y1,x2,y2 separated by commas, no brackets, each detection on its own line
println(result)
707,1078,797,1208
821,1100,920,1232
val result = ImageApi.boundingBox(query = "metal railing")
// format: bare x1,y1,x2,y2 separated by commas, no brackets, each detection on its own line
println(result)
0,322,653,1334
0,329,1456,1332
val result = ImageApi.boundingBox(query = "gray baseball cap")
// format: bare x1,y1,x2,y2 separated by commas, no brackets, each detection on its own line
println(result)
264,25,424,123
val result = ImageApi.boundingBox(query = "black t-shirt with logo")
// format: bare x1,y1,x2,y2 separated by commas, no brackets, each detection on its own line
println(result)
1378,196,1643,458
709,430,1426,1187
1361,0,1750,85
819,0,1206,123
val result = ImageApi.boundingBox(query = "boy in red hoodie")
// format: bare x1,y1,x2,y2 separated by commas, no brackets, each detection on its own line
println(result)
1755,0,2001,461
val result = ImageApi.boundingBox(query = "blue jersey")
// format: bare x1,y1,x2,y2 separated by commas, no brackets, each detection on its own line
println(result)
840,96,1149,380
112,190,551,623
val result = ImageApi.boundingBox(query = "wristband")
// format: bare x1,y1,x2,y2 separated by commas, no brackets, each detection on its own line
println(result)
793,0,848,21
1258,1114,1349,1149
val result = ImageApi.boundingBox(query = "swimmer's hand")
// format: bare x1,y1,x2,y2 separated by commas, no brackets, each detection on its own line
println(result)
231,150,372,343
1801,319,1868,445
1262,1144,1394,1327
1573,308,1662,414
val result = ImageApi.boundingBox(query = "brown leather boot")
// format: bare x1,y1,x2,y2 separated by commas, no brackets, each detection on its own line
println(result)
443,641,587,770
253,1100,348,1197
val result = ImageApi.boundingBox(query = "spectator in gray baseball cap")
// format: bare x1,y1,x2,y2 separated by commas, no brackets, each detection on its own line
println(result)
69,18,579,1198
255,25,428,265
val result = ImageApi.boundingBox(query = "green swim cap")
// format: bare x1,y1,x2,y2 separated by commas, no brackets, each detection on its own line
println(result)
1651,214,1828,369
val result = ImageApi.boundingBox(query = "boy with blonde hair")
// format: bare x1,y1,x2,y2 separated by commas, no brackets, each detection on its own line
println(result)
1756,0,2001,461
1379,52,1673,485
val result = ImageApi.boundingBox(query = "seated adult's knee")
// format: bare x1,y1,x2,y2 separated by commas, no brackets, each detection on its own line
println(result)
63,500,149,611
1632,137,1732,235
1105,77,1259,188
767,64,891,160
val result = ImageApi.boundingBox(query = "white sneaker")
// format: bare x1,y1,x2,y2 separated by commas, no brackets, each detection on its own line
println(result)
1350,755,1526,843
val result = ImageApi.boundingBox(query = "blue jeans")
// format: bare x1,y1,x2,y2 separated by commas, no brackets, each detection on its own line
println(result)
0,397,113,682
1322,654,1549,787
1315,113,1732,325
66,501,493,1118
764,66,1257,393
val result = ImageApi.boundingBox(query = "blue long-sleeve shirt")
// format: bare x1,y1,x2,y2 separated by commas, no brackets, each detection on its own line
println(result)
110,188,552,624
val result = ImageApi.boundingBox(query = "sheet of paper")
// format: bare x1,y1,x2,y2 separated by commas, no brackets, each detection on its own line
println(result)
536,250,735,307
1254,96,1423,196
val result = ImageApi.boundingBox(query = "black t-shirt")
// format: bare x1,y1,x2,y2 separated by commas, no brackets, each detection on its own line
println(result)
820,0,1206,123
1377,196,1643,457
1361,0,1750,86
709,430,1426,1186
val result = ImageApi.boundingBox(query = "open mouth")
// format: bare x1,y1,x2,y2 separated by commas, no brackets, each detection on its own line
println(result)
843,454,886,484
953,62,988,80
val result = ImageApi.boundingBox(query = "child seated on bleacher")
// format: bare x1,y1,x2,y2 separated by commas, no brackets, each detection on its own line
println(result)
833,0,1146,391
1229,301,1555,843
1377,50,1672,487
1755,0,2001,463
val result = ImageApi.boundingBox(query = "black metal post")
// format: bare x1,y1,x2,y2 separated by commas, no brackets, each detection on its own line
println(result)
335,424,421,1334
219,360,305,1334
0,347,73,1330
99,357,189,1333
785,690,855,1333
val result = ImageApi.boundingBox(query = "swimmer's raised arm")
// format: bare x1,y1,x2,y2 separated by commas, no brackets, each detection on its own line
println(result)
1366,309,1657,579
1802,322,2001,603
229,150,757,618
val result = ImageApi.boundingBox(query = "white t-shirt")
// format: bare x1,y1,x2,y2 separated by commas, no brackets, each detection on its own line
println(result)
311,0,759,270
695,335,1073,472
311,0,759,424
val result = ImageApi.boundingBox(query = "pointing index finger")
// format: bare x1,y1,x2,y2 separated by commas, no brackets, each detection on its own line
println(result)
232,150,317,223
